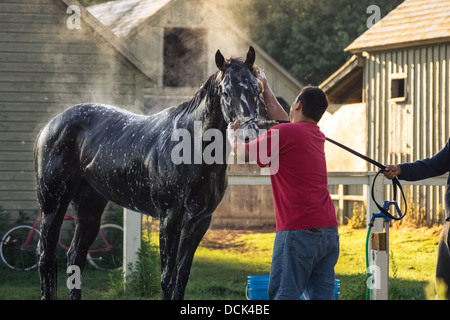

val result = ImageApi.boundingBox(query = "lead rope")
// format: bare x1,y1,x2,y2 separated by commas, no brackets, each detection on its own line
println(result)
325,137,406,221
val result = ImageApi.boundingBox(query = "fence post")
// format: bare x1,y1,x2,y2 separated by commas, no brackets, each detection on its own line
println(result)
337,184,344,224
123,208,141,278
366,172,389,300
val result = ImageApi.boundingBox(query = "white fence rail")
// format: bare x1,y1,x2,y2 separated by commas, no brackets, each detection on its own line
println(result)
228,170,448,222
227,171,383,226
123,171,448,278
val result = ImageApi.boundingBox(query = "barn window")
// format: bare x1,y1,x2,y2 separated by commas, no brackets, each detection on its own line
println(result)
390,74,407,101
163,28,207,87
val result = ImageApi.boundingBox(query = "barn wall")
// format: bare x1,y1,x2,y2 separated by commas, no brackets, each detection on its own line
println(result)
319,103,367,172
211,164,276,230
0,0,145,214
365,42,450,224
118,0,301,115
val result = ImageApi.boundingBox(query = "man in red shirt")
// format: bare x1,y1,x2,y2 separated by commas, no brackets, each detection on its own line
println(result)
227,70,339,300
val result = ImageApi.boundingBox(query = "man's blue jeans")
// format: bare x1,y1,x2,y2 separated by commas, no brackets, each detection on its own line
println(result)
268,227,340,300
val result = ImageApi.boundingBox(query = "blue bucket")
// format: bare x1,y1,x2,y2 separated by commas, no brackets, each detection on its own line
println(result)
246,276,340,300
334,279,340,300
246,275,270,300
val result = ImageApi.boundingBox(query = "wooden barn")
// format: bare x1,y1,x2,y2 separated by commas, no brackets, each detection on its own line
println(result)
0,0,154,217
0,0,303,229
87,0,303,229
320,0,450,225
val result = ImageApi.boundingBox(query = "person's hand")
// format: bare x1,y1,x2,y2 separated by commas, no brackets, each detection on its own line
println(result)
228,120,240,131
383,164,401,180
253,66,267,92
253,66,266,80
227,120,240,145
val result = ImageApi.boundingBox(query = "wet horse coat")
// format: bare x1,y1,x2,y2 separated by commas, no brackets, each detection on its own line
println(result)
34,47,261,300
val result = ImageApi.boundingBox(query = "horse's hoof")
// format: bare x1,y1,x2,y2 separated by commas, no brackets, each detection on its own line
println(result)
70,289,82,300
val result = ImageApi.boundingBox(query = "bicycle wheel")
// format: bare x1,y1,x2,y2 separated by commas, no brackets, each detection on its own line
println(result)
87,223,123,270
0,223,41,270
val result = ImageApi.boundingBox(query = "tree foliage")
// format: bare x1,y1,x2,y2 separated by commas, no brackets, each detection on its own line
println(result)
234,0,403,85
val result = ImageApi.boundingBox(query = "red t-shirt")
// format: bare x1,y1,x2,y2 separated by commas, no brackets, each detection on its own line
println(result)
246,122,337,231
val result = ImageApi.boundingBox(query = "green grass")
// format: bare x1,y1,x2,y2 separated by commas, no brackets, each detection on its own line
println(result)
186,232,275,299
0,226,442,300
335,226,441,300
186,226,442,300
0,265,110,300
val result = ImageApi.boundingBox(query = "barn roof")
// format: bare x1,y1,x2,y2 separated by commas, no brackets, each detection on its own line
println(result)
319,54,364,105
86,0,172,38
59,0,156,81
346,0,450,53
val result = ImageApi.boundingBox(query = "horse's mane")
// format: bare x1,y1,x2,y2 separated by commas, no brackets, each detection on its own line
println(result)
171,58,251,117
176,71,220,114
223,57,249,70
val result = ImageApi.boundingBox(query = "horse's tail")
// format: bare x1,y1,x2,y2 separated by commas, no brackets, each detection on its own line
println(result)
54,257,58,299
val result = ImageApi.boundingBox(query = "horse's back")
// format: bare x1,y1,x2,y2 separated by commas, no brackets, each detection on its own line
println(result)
34,104,93,178
34,103,139,195
34,102,227,218
34,103,170,216
35,103,144,154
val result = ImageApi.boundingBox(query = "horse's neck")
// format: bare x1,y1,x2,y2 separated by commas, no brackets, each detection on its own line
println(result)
187,80,226,134
195,98,225,130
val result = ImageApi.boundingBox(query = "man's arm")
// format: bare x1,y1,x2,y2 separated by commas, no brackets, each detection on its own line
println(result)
384,139,450,181
255,69,289,122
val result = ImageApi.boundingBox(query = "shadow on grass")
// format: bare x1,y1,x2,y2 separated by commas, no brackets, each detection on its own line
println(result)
186,253,269,300
186,256,429,300
0,264,111,300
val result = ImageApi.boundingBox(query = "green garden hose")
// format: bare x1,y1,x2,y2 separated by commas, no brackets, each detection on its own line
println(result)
365,226,372,300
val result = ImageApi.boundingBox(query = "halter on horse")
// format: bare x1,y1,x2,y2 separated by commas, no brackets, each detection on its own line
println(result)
34,47,263,300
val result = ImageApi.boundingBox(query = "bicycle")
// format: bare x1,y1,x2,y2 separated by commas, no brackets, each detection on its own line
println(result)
0,212,123,271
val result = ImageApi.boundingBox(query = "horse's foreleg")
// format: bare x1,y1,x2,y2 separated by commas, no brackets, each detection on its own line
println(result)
159,213,183,300
67,181,108,300
173,214,212,300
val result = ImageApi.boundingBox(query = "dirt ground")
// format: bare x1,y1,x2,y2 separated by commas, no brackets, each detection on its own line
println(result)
199,229,255,251
147,218,272,252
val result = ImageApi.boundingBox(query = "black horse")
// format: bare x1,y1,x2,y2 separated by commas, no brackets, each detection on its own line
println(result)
34,47,262,300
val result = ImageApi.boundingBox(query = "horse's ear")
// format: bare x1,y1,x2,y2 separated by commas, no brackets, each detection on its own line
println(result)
245,46,256,68
215,50,226,72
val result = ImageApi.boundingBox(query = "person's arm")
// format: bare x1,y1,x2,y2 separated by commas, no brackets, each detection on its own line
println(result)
255,68,289,122
384,139,450,181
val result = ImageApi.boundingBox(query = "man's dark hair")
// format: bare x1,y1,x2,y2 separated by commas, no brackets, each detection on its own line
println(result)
297,85,329,122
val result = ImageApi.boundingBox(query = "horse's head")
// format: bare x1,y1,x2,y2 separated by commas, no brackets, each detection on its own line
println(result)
215,46,263,142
